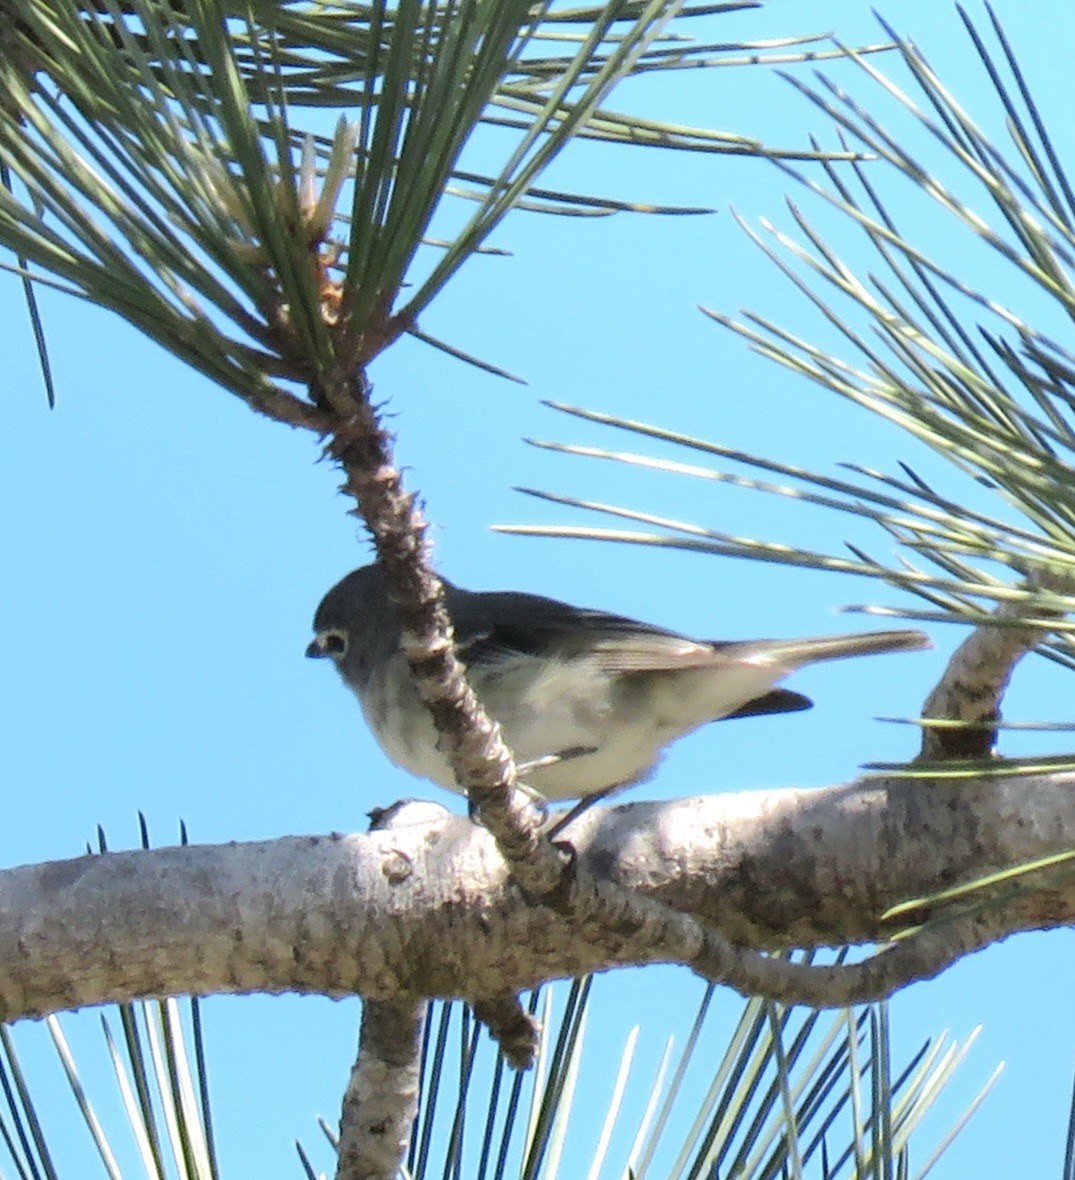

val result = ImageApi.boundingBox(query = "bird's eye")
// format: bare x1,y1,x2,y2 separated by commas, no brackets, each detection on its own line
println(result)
321,630,348,656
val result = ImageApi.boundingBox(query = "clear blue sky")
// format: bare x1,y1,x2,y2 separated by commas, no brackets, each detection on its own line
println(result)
3,1,1073,1176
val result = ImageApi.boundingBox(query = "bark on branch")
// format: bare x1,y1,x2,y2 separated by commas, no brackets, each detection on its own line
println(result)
2,771,1073,1023
335,999,425,1180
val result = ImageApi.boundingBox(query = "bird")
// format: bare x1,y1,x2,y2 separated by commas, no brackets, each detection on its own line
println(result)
306,563,930,803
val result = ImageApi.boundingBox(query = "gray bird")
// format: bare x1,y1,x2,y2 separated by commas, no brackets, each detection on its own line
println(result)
307,564,930,802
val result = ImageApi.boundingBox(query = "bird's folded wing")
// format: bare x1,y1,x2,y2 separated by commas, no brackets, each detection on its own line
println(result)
446,588,700,668
453,611,730,673
585,633,740,672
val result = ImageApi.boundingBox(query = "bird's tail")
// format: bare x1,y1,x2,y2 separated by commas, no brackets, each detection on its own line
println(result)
722,629,931,669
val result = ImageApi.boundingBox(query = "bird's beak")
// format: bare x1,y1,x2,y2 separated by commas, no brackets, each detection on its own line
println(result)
306,638,329,659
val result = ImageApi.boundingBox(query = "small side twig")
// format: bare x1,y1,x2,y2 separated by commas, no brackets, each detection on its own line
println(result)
917,578,1070,761
471,995,541,1071
688,904,1008,1007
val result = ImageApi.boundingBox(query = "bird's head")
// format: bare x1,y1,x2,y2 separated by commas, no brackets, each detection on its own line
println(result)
306,563,394,682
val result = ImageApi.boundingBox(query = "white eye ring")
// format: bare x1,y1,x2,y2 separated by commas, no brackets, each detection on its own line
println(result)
320,629,348,657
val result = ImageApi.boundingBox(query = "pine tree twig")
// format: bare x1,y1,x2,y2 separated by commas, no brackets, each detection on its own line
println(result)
471,995,540,1071
316,367,567,900
918,574,1073,761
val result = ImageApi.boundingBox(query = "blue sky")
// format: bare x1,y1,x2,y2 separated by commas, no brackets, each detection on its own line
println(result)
3,1,1074,1175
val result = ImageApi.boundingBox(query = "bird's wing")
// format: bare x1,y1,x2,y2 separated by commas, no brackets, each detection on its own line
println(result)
584,630,734,671
446,587,728,672
445,586,928,675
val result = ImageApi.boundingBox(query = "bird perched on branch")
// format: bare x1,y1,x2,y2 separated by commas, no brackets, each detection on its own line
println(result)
307,563,929,803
